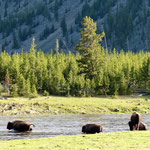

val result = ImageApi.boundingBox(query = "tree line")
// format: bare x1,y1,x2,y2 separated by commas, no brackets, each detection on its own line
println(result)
0,17,149,97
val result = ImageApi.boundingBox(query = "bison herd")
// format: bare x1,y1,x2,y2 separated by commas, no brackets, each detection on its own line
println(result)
7,112,148,134
82,112,148,134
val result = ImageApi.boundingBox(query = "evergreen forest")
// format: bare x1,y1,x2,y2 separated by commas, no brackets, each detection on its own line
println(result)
0,16,149,97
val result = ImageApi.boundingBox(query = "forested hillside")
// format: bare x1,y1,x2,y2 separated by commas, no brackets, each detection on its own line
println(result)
0,0,150,53
0,37,149,97
0,16,149,97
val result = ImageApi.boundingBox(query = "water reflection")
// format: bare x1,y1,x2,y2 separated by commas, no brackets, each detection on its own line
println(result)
0,114,149,140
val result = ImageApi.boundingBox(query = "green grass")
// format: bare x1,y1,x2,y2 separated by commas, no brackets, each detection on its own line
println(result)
0,95,150,115
1,131,150,150
1,96,150,150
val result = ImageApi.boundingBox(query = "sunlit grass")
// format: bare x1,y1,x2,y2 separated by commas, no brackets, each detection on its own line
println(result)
1,131,150,150
0,95,150,115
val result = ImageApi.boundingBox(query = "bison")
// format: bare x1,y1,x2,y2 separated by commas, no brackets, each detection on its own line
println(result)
128,112,147,131
128,121,147,131
7,120,35,132
82,124,103,134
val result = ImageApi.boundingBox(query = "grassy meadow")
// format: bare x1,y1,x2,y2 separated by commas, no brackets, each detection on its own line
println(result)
1,131,150,150
1,95,150,150
0,95,150,115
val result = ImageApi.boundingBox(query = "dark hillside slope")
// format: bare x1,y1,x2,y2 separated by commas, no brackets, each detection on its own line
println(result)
0,0,150,53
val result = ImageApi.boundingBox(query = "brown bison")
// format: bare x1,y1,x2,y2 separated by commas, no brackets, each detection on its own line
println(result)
128,121,147,131
130,112,142,125
138,122,148,130
7,120,35,132
82,124,103,134
128,112,147,131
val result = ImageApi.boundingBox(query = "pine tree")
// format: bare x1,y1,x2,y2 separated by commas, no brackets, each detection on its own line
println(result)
25,78,31,97
31,84,37,97
30,72,37,88
51,24,55,33
10,84,18,97
3,84,9,94
118,72,128,95
0,51,11,82
5,69,10,88
43,90,49,96
141,27,146,42
29,37,36,72
55,39,59,54
107,9,114,34
141,57,150,90
60,16,67,37
35,50,47,90
18,74,26,96
70,25,73,34
54,0,59,21
75,16,105,80
12,32,20,49
10,53,20,83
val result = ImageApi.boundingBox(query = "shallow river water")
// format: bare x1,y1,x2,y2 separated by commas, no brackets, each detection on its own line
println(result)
0,114,150,140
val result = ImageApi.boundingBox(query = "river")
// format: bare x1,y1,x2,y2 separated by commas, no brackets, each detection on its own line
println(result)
0,113,149,140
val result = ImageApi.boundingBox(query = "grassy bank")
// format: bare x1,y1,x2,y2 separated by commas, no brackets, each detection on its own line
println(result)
1,131,150,150
0,95,150,115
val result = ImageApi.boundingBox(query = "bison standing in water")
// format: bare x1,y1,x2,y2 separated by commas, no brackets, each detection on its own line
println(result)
7,120,35,132
128,121,147,130
128,112,147,131
82,124,103,134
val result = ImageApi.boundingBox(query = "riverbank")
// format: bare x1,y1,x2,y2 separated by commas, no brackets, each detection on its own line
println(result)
1,131,150,150
0,95,149,115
